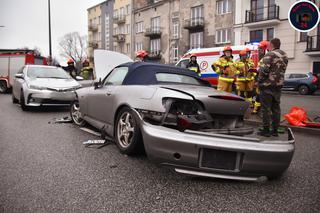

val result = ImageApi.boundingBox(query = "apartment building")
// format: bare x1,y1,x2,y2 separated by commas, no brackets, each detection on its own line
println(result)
87,1,114,62
133,0,235,64
113,0,133,58
234,0,320,74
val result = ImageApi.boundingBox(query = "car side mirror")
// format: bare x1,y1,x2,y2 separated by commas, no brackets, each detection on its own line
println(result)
94,78,102,89
15,73,24,79
76,76,84,81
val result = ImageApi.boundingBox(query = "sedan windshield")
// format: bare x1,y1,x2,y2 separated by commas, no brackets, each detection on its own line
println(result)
27,67,72,79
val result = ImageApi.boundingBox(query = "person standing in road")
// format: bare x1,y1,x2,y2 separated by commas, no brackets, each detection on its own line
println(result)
64,59,78,79
252,40,270,114
257,38,288,137
79,59,94,80
135,50,151,62
186,54,201,76
212,46,236,93
234,50,255,104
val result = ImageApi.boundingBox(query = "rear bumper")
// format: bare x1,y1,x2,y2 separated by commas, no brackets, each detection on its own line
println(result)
26,89,76,106
133,110,295,180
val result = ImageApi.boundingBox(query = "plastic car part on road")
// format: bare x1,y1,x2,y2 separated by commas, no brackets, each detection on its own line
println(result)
284,107,307,127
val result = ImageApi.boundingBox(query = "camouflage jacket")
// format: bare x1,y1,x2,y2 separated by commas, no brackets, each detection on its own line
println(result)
258,49,288,89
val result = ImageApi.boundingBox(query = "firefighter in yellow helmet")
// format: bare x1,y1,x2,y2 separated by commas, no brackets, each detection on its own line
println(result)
211,46,236,93
186,54,201,76
79,59,94,80
234,50,256,105
253,40,270,114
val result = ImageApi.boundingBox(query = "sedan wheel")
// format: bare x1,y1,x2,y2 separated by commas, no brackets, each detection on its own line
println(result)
0,81,8,93
20,91,29,111
115,107,143,155
70,101,86,126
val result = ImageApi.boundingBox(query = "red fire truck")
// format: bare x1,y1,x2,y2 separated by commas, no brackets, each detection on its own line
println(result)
0,49,48,93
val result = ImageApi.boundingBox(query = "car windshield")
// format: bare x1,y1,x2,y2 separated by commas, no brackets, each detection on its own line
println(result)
27,67,72,79
176,59,189,68
156,73,202,85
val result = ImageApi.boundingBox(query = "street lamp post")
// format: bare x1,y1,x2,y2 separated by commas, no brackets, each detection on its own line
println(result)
48,0,52,59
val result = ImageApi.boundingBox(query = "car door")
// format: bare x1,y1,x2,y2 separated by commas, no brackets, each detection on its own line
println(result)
87,66,129,128
284,74,298,89
13,66,26,99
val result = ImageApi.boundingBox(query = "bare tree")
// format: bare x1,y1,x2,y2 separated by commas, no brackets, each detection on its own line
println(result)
58,32,87,64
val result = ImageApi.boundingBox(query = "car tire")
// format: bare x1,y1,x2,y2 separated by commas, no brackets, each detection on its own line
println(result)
20,90,29,111
12,92,18,103
0,81,8,93
114,107,143,155
298,85,309,95
70,101,86,126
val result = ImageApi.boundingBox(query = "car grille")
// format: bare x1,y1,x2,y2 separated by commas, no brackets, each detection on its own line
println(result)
200,149,239,171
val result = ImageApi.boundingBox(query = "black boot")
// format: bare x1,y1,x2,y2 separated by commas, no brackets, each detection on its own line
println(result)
257,127,271,137
271,127,279,137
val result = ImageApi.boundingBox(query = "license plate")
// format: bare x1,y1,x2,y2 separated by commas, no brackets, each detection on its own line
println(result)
200,149,238,171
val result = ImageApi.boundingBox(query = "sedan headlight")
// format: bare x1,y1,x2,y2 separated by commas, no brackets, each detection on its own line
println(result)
28,84,47,90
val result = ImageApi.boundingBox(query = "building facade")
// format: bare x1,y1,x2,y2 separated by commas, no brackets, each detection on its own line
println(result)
234,0,320,74
133,0,235,64
113,0,133,58
87,1,114,62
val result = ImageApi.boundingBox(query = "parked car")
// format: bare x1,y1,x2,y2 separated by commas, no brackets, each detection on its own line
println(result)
12,65,82,110
283,72,318,95
70,51,295,181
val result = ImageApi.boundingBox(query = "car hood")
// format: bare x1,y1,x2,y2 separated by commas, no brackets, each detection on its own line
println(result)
158,84,249,115
28,78,80,89
94,50,133,80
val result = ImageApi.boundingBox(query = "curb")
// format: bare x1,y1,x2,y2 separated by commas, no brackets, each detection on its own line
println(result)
244,119,320,135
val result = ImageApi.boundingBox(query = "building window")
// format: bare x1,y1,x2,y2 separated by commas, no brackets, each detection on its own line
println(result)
136,22,144,33
126,4,130,15
105,15,110,50
191,5,204,19
126,24,130,34
190,32,203,49
120,7,125,17
172,44,179,62
173,21,179,39
150,39,161,54
216,28,231,44
267,28,274,41
114,9,118,18
217,0,232,15
135,42,143,51
98,16,101,24
98,32,101,41
250,29,263,42
300,32,308,42
126,43,130,53
151,16,161,29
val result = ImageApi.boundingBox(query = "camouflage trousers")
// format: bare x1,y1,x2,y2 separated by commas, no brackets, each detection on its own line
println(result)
260,89,281,129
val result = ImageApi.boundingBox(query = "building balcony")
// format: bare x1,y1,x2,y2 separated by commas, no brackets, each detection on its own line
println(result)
113,33,126,43
148,51,162,60
144,27,162,38
305,35,320,56
88,23,98,31
88,41,98,48
183,17,204,31
113,15,126,25
244,5,280,28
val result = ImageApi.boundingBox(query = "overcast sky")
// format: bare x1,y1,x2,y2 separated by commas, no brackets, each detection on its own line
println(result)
0,0,102,65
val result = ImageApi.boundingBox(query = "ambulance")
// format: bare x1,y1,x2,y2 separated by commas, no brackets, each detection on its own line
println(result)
175,44,259,86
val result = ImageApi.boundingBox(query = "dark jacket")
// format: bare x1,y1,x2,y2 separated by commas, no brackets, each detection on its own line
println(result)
186,61,200,73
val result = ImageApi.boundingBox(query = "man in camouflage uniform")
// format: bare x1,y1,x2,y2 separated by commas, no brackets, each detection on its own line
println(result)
257,38,288,137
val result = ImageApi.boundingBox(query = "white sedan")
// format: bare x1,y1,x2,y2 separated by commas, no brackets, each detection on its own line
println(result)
12,65,81,110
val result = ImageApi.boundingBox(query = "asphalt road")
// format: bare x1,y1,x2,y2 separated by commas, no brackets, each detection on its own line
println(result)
0,94,319,213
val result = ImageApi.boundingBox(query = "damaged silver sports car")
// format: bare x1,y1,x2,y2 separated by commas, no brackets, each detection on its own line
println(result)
70,51,295,181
